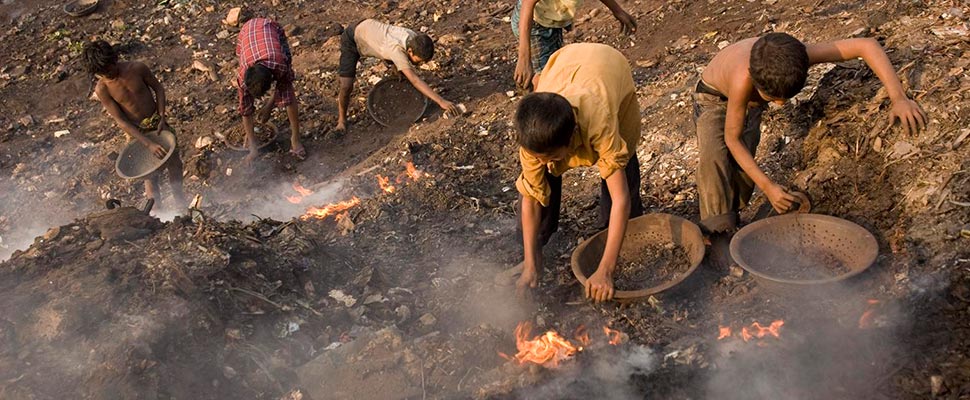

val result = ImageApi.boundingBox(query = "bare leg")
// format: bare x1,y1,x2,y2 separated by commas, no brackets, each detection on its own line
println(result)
286,102,304,158
336,77,354,134
166,152,187,210
144,174,160,207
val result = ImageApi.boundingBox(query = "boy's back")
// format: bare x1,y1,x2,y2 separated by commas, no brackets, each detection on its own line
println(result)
700,38,759,98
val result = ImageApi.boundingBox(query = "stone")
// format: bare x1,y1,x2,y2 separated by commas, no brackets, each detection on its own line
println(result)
224,7,242,26
418,313,436,326
216,30,230,39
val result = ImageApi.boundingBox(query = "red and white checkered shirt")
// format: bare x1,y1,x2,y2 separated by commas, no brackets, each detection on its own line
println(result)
236,18,295,116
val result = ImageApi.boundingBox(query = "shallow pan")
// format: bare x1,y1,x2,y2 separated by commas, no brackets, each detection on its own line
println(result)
225,122,279,152
571,213,706,301
63,0,99,17
115,130,176,180
367,78,429,127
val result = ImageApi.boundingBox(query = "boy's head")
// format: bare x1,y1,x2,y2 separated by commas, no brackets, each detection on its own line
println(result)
405,33,435,64
515,92,576,162
244,64,273,99
749,32,809,101
82,40,120,78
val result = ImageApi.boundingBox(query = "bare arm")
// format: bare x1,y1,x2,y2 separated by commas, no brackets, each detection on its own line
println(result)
724,77,797,213
517,196,543,297
585,169,629,302
514,0,539,89
401,68,455,113
141,64,166,126
597,0,637,34
807,38,926,134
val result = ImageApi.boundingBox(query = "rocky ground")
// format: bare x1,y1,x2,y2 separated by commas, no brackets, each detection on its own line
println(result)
1,0,969,399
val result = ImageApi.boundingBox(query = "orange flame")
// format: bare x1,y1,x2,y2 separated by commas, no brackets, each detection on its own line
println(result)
740,320,784,342
404,162,425,181
603,326,625,346
285,182,315,204
859,299,881,329
718,326,732,340
301,197,361,220
509,322,580,368
376,175,396,193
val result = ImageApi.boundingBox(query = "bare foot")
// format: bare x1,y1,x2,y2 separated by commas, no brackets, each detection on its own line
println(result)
333,122,347,138
708,232,735,271
290,140,306,160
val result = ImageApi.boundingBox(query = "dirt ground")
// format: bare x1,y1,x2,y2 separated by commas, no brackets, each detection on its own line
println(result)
1,0,969,399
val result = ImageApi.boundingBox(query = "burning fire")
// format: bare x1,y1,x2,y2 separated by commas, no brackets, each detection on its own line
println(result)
300,197,361,220
285,182,315,204
501,322,625,368
376,175,396,193
404,161,426,181
859,299,881,329
717,320,785,342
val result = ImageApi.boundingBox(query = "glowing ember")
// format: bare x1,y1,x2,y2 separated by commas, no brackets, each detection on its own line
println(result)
718,326,732,340
403,161,426,181
574,325,591,348
376,175,396,193
740,320,784,342
508,322,580,368
603,326,625,345
301,197,361,220
285,182,315,204
859,299,881,329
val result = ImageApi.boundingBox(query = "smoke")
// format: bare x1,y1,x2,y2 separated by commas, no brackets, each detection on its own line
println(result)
517,345,656,400
0,179,74,262
703,283,908,400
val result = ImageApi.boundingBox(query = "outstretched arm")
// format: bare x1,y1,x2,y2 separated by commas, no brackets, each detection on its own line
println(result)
598,0,637,34
401,68,456,115
807,38,927,134
586,169,630,303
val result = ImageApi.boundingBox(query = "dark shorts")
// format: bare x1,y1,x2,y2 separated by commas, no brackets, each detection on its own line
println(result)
510,0,567,73
338,21,361,78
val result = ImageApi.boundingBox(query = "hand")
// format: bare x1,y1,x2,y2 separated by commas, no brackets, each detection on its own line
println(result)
515,263,539,300
585,268,615,303
144,140,167,159
613,11,637,35
514,57,534,90
889,98,927,135
438,100,458,117
765,183,798,214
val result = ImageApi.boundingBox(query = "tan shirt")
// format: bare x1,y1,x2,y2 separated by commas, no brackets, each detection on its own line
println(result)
353,19,415,72
533,0,583,28
516,43,641,206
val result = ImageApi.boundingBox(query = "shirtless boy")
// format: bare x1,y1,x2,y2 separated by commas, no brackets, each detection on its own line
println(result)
83,40,187,210
694,33,926,268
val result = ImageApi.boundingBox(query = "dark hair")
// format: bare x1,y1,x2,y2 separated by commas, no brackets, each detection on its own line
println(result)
244,64,273,99
82,40,119,76
406,33,435,61
749,32,809,99
514,93,576,154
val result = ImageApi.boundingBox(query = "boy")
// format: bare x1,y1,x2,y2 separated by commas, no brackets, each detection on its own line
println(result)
512,0,637,90
335,19,457,134
514,43,643,303
695,33,927,268
237,16,304,162
84,40,187,210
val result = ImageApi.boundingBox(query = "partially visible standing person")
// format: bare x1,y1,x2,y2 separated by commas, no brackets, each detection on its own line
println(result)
511,0,637,90
83,40,187,211
237,15,304,162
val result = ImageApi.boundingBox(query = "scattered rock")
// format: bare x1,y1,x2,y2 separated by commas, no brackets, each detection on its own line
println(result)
889,140,917,160
216,30,230,40
18,115,34,127
930,375,947,396
418,312,436,326
224,7,242,27
53,130,70,138
195,136,214,148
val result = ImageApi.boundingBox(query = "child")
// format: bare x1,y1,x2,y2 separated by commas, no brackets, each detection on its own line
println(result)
514,43,644,303
83,40,187,211
695,33,927,268
336,19,457,134
237,16,304,162
511,0,636,90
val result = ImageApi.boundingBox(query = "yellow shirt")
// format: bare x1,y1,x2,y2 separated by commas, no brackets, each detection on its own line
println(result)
533,0,583,28
516,43,641,207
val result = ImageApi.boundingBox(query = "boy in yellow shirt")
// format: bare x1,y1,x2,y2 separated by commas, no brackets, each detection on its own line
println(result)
514,43,643,303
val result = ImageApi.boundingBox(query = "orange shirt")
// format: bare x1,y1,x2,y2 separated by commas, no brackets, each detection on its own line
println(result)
516,43,641,206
